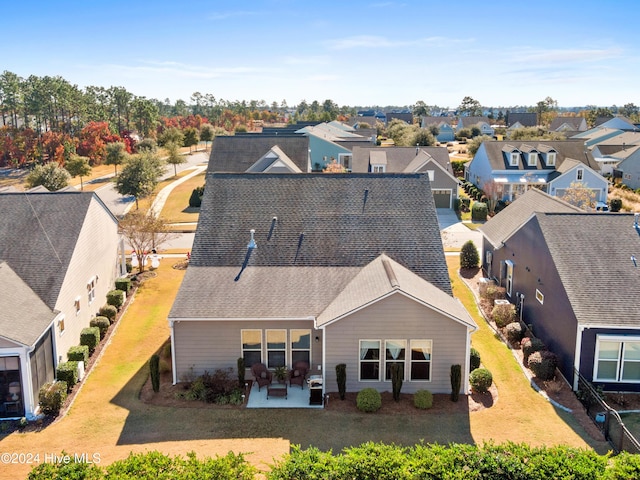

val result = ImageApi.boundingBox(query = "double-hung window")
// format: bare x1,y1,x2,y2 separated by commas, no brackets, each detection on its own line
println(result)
266,329,286,368
290,329,310,365
385,340,406,381
87,277,96,305
360,340,380,380
241,329,262,367
595,337,640,382
410,340,432,380
510,152,520,166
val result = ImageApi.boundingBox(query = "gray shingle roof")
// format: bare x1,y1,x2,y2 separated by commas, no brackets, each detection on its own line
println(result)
534,213,640,327
208,135,310,173
351,146,451,173
0,261,59,345
479,189,582,248
481,140,599,171
189,173,450,293
0,191,95,308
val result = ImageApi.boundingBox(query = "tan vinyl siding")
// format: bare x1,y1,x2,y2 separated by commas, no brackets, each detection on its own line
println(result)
324,293,469,393
173,320,319,381
53,198,121,363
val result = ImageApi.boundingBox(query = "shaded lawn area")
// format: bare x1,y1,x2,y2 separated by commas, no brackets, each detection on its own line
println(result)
156,171,205,224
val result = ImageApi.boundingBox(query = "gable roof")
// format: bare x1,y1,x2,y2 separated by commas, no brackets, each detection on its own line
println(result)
549,116,586,131
0,261,59,346
0,191,101,309
246,145,303,173
350,146,452,174
533,213,640,327
208,135,310,173
316,254,476,329
459,116,491,128
506,112,537,128
190,173,451,293
479,140,598,171
479,189,582,248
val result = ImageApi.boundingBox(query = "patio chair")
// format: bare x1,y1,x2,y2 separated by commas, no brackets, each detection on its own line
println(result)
288,361,309,389
251,363,273,391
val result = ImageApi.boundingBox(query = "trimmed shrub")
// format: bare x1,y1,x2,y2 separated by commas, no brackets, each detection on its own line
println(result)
469,347,481,371
38,380,68,416
483,285,506,302
67,345,89,364
470,367,493,393
336,363,347,400
356,388,381,412
505,322,524,345
56,361,79,392
189,185,205,208
471,201,488,221
460,240,479,269
237,357,245,387
98,304,118,323
150,354,160,392
450,364,461,402
528,350,558,380
610,197,622,212
390,363,403,401
115,277,132,293
414,389,433,409
107,289,125,309
522,337,546,362
80,326,100,355
90,316,110,339
453,198,461,211
492,302,516,328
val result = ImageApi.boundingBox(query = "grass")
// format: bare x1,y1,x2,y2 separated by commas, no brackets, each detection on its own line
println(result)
0,256,610,478
156,172,205,224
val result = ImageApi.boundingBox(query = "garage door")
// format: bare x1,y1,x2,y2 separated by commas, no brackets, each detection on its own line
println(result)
432,189,451,208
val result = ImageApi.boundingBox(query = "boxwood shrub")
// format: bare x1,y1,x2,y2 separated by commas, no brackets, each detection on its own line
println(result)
505,322,524,345
414,389,433,409
522,337,546,363
80,326,100,355
67,345,89,364
90,316,110,339
56,361,78,392
492,302,516,328
107,289,124,309
115,277,132,293
98,304,117,323
471,201,488,221
469,347,481,371
528,350,558,380
38,380,68,416
356,388,381,412
470,367,493,393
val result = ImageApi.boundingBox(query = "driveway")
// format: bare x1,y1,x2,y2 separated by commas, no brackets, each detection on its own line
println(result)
437,208,483,252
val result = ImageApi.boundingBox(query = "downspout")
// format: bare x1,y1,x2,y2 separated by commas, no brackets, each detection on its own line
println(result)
170,320,177,385
573,325,585,391
464,329,472,394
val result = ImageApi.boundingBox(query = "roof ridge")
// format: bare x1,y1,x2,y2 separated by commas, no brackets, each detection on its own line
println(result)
381,256,399,289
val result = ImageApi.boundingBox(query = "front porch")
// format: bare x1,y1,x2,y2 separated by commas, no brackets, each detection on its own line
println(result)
246,380,324,409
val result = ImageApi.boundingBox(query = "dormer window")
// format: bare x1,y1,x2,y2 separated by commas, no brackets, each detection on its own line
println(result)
546,152,556,166
528,152,538,167
372,165,385,173
510,152,519,167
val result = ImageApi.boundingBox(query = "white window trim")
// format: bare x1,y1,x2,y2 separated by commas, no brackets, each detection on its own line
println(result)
384,339,406,381
338,153,352,170
528,152,538,167
510,152,519,166
594,335,640,383
87,276,96,305
241,329,262,366
505,260,514,297
427,170,435,182
58,315,66,336
535,289,544,305
359,339,381,381
74,295,82,316
409,339,432,382
290,329,311,366
372,165,385,173
546,152,557,166
576,168,584,181
266,329,287,369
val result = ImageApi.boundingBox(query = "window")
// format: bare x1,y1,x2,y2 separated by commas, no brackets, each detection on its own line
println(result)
359,340,380,380
577,168,584,181
74,296,81,315
536,289,544,305
58,316,65,335
624,173,632,180
595,337,640,382
427,170,435,182
241,330,262,367
410,340,432,380
372,165,385,173
546,152,556,166
505,260,514,297
528,152,538,167
266,329,286,368
384,340,406,381
339,153,352,171
290,329,310,365
87,277,96,305
510,152,519,166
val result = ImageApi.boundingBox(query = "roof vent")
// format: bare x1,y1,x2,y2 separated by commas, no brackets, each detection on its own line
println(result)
268,217,277,241
632,255,637,268
247,229,257,249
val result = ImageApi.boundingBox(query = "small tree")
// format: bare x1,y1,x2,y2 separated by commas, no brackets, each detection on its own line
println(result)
115,151,165,209
65,154,92,190
165,141,185,176
470,368,493,393
200,124,215,151
118,211,175,273
26,162,70,191
183,126,199,153
105,141,128,176
460,240,479,269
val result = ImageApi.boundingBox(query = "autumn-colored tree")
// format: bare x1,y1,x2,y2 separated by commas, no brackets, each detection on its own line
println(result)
118,211,174,273
559,181,596,210
323,158,346,173
65,154,92,190
77,121,121,165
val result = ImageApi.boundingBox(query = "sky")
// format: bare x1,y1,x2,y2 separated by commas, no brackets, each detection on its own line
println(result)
3,0,640,109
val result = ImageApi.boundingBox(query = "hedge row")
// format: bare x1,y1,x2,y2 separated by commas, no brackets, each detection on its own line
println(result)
29,443,640,479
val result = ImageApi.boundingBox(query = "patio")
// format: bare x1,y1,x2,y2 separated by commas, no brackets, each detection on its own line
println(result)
246,381,324,409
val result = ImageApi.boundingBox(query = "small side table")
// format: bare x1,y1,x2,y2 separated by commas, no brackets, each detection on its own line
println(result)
267,383,287,399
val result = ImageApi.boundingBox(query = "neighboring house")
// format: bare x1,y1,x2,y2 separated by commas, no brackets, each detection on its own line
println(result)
421,117,455,143
614,148,640,189
466,140,603,202
594,116,638,131
456,117,494,137
506,112,538,129
351,146,459,208
0,191,125,419
386,112,413,125
480,209,640,392
547,158,608,203
297,122,374,170
589,132,640,175
549,116,588,133
168,173,477,398
571,127,626,148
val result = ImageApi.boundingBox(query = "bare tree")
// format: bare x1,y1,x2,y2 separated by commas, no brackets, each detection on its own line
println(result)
119,211,175,273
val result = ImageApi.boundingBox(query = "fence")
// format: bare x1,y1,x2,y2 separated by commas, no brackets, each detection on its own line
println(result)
575,369,640,454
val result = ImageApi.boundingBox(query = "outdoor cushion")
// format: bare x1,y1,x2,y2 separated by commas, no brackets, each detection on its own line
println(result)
261,371,267,379
293,370,300,377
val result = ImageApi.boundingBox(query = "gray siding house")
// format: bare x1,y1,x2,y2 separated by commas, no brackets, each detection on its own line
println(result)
0,191,125,419
168,173,476,398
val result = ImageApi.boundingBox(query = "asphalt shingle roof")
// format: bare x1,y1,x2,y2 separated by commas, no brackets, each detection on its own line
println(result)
351,146,451,173
534,213,640,327
481,140,599,171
